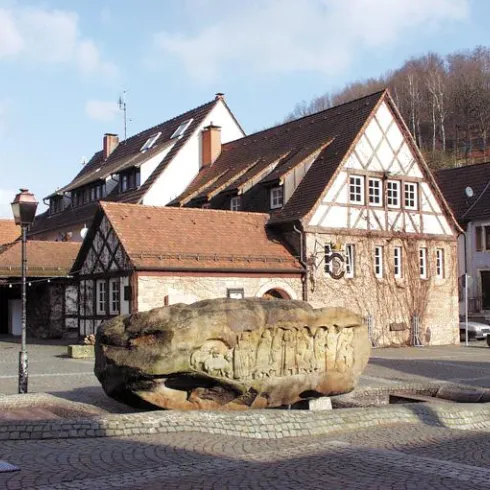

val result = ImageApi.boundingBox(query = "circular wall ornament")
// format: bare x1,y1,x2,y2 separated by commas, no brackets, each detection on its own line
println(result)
326,252,345,280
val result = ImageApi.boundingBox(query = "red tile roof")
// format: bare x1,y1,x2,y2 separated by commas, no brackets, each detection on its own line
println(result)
436,162,490,224
174,90,386,222
0,220,20,247
29,202,98,238
0,241,80,277
97,202,301,273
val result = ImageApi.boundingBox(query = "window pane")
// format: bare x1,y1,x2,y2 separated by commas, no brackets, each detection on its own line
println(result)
345,244,355,277
404,182,417,209
349,176,364,204
374,246,383,278
270,187,283,209
368,179,382,206
476,226,483,251
387,181,400,207
324,245,331,274
436,249,444,278
230,196,241,211
394,246,402,278
485,226,490,251
419,248,427,278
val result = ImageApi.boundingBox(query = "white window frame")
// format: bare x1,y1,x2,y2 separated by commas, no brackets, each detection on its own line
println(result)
349,175,364,204
324,244,332,274
393,246,402,279
368,178,383,207
227,288,244,299
436,248,444,279
404,182,418,210
121,174,128,193
96,280,107,316
109,278,120,315
140,132,161,152
419,248,428,279
230,196,242,211
374,246,383,278
345,244,355,278
270,186,283,209
171,119,193,139
387,180,400,208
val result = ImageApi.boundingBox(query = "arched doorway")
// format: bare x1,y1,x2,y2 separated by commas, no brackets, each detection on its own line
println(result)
262,288,291,300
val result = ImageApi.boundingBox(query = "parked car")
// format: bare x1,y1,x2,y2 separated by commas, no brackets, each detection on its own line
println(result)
459,321,490,341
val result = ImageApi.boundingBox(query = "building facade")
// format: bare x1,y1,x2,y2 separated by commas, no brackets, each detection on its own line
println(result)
437,162,490,317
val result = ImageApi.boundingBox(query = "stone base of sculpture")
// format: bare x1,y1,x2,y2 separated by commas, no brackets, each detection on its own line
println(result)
94,298,371,410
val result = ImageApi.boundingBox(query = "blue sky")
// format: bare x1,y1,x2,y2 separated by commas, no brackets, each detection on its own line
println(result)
0,0,487,216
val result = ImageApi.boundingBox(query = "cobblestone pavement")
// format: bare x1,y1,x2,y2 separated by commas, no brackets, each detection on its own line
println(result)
2,424,490,489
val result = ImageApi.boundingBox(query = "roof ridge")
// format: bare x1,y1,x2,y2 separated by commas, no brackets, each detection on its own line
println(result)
437,161,490,173
222,89,387,148
122,97,218,144
101,201,270,218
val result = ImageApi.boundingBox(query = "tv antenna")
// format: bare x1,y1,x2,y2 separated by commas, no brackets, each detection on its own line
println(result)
118,90,128,143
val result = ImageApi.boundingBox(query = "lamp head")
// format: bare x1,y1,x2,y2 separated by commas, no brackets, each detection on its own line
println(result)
11,188,38,226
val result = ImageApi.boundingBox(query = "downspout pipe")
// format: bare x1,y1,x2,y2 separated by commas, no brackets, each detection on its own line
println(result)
293,224,308,302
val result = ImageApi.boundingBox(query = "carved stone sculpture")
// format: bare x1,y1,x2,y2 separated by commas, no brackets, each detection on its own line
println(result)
95,298,370,410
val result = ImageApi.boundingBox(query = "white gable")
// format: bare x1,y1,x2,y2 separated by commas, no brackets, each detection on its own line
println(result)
143,100,244,206
309,100,454,237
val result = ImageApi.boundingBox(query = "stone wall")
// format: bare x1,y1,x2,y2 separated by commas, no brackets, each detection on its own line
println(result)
137,274,302,312
305,233,459,347
27,283,65,338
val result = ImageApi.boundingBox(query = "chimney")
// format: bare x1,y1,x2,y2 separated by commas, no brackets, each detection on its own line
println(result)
215,92,225,100
201,124,221,168
103,133,119,160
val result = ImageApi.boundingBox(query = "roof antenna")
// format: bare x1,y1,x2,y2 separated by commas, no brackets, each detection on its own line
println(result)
118,90,128,143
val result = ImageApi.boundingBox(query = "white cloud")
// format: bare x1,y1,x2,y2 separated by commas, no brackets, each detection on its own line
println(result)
152,0,469,81
0,5,118,77
0,188,16,218
0,9,23,57
85,100,120,122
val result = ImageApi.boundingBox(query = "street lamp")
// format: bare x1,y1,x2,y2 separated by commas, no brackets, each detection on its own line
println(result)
11,188,38,394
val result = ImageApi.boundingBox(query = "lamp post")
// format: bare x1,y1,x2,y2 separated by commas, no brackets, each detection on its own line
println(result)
11,188,38,394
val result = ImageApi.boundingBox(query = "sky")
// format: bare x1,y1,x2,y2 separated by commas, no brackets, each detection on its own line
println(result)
0,0,487,217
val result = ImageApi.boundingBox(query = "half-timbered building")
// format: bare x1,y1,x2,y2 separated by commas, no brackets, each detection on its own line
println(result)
72,202,302,337
170,90,461,346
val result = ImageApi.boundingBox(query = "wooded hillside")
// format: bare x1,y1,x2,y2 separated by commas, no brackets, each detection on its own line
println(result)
286,46,490,169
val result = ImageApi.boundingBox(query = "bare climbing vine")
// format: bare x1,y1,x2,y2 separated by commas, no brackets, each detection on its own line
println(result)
307,233,458,346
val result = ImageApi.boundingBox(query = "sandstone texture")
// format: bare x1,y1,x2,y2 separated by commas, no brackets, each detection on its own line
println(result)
94,298,370,410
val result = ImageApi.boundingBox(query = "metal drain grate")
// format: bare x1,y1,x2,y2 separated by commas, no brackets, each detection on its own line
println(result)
0,460,19,473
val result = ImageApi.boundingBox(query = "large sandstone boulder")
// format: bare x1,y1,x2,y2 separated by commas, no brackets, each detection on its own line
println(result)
95,298,370,410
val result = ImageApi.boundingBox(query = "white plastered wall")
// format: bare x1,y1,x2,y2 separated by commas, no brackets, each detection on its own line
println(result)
143,100,244,206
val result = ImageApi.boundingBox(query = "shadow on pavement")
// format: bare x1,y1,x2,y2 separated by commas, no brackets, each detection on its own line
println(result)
368,357,490,388
0,423,490,489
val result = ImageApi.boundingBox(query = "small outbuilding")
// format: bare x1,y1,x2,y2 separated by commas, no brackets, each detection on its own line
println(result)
71,202,303,337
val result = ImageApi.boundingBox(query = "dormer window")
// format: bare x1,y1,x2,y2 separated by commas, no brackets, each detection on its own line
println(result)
270,186,284,209
119,168,141,193
140,132,161,152
49,196,63,215
171,119,193,139
71,183,106,208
